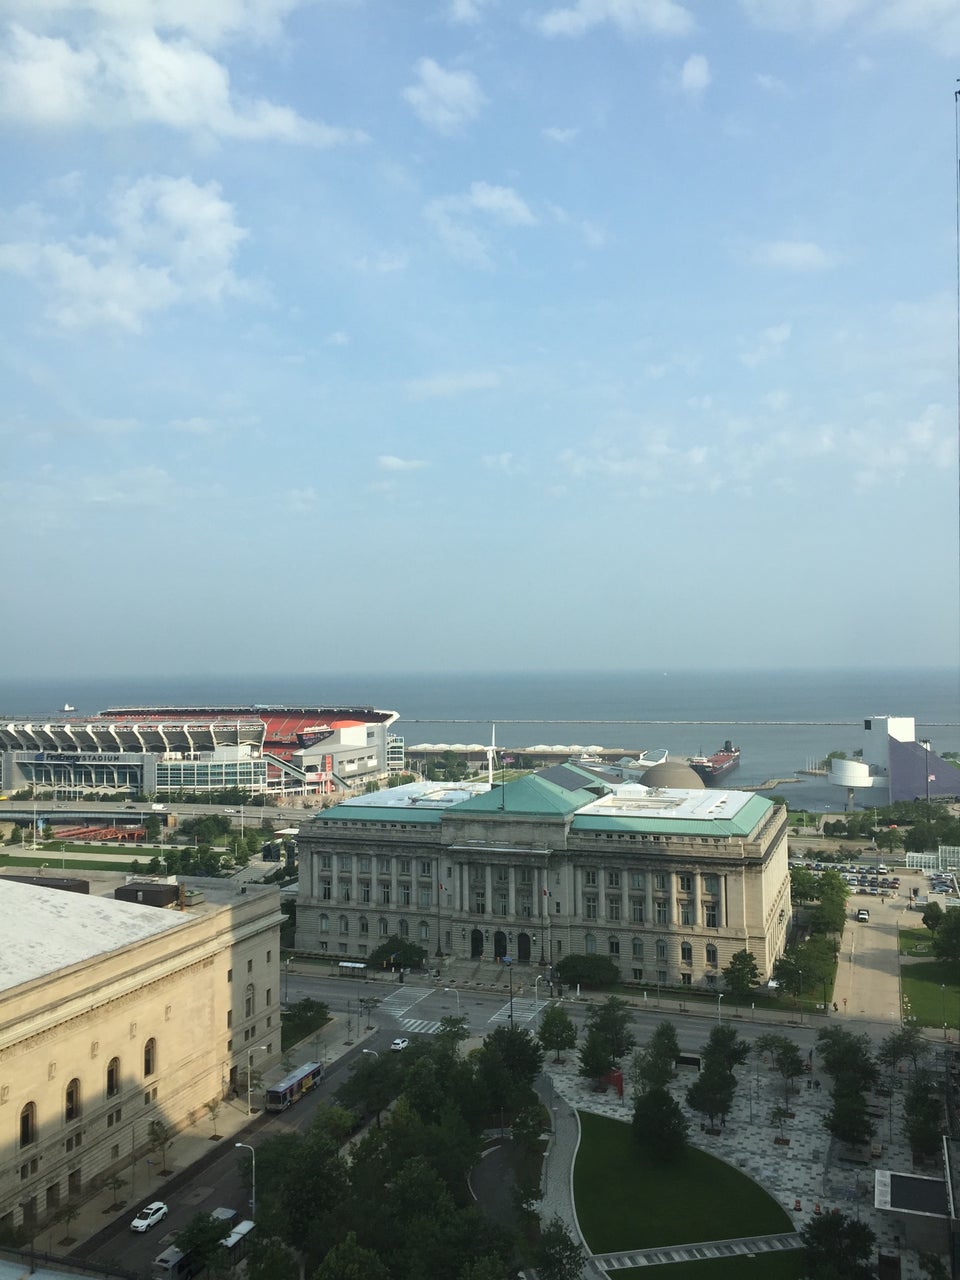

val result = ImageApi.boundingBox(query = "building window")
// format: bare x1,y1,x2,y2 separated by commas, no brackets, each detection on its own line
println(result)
320,855,332,870
655,900,669,925
226,969,232,983
226,1010,232,1029
632,968,643,981
247,959,253,974
360,883,371,903
655,939,667,962
607,871,621,888
606,897,621,920
678,874,693,893
680,942,693,965
420,860,432,877
680,903,693,926
632,938,644,960
143,1038,156,1077
400,884,411,906
419,887,433,909
520,867,532,885
703,874,720,895
339,881,351,901
654,873,667,891
608,936,620,956
244,985,255,1018
419,921,430,942
584,869,598,887
321,881,332,900
399,919,409,938
378,918,388,936
380,884,391,905
379,857,391,874
319,914,329,933
495,893,508,916
106,1057,120,1099
474,892,486,914
657,969,667,984
681,972,692,986
584,934,596,955
630,872,644,890
584,895,598,920
359,857,371,873
630,898,644,923
359,916,369,935
496,867,509,884
704,904,719,928
399,858,411,874
20,1103,36,1148
266,950,272,963
339,915,349,935
65,1079,81,1123
706,944,718,967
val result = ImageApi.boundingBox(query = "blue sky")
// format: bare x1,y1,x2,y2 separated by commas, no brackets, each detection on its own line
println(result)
1,0,958,677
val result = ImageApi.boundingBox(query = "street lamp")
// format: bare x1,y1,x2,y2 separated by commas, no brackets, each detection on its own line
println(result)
505,960,515,1029
444,986,461,1017
942,984,947,1040
235,1144,256,1220
283,957,291,1005
717,992,723,1025
362,1049,379,1061
798,970,803,1025
246,1045,266,1117
921,740,931,805
534,974,545,1024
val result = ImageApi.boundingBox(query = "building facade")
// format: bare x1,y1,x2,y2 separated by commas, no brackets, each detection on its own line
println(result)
0,877,282,1234
294,764,791,986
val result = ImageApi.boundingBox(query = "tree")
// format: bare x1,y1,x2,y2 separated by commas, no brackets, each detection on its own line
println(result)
336,1053,399,1128
825,1080,874,1147
205,1097,222,1139
722,950,759,1001
174,1212,233,1273
904,1068,943,1157
313,1230,391,1280
147,1118,172,1174
876,826,904,864
878,1025,929,1074
800,1209,875,1279
755,1034,805,1107
789,868,819,903
555,954,619,988
931,908,960,962
921,901,944,933
686,1060,735,1129
816,1027,878,1090
535,1216,585,1280
703,1024,749,1072
246,1237,300,1280
584,995,635,1060
577,1025,616,1086
631,1021,680,1096
368,934,428,971
632,1086,688,1163
511,1100,545,1154
539,1003,578,1062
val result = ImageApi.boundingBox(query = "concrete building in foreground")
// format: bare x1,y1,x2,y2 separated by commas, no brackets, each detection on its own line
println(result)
294,763,791,986
0,876,282,1235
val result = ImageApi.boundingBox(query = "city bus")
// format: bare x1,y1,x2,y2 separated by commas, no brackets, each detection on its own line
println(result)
220,1220,255,1266
264,1060,325,1111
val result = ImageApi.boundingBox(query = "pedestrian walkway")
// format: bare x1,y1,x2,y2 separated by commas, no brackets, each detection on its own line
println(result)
539,1048,938,1280
596,1231,801,1270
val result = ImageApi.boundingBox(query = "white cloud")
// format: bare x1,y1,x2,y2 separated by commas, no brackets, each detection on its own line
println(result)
739,0,960,53
171,416,219,434
482,451,520,473
285,486,317,511
543,125,580,143
0,174,249,331
425,182,536,266
0,16,366,144
406,370,500,398
538,0,694,39
326,330,350,346
2,0,308,49
750,239,836,270
740,321,791,367
377,455,427,472
402,57,486,134
755,71,787,92
79,464,174,506
679,52,710,95
447,0,493,23
352,250,409,274
737,0,870,32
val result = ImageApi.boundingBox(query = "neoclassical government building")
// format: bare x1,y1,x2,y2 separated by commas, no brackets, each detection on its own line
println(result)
0,875,282,1236
295,762,791,986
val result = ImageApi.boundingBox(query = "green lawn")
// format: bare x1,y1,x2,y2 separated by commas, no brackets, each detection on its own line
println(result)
608,1254,804,1279
573,1112,793,1252
900,926,934,956
900,961,960,1030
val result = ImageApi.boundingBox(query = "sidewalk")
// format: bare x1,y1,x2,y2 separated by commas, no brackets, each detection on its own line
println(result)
60,1013,371,1259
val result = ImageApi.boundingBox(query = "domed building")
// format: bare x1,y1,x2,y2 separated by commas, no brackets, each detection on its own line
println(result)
640,760,706,790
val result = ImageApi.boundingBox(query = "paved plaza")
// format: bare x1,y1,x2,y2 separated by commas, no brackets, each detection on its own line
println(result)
538,1036,942,1278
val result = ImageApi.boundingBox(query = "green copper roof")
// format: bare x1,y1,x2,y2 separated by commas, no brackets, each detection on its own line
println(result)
449,767,603,816
572,793,773,838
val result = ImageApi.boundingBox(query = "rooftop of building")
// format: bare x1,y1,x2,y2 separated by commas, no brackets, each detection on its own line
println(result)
0,873,277,993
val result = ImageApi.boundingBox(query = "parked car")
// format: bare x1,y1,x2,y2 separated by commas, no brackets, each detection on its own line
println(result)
131,1201,168,1232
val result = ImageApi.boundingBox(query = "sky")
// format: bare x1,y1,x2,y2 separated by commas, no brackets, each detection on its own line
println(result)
2,0,959,677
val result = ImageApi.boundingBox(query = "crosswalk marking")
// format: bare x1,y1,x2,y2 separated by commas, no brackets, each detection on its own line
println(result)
488,998,546,1025
399,1017,442,1035
379,988,434,1017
